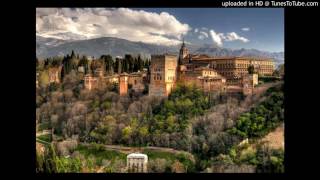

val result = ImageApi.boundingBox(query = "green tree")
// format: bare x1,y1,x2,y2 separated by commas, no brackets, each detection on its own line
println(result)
122,126,132,142
101,55,114,74
62,50,78,75
78,56,89,74
248,65,255,74
123,54,133,73
137,55,144,71
114,57,121,74
90,115,117,144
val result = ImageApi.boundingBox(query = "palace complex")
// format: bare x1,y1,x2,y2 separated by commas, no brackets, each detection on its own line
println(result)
37,41,275,97
148,41,274,97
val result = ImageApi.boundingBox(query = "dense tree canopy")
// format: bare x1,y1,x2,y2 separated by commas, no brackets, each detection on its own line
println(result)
36,51,284,173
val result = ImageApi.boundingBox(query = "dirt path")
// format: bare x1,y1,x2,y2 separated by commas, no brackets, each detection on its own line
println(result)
81,143,188,155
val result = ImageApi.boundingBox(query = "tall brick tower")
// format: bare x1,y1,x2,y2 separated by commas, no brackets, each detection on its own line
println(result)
149,54,177,97
119,73,129,96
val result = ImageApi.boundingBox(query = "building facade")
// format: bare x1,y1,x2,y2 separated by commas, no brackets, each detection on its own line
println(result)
179,66,227,93
82,41,272,97
149,54,178,97
48,67,61,84
127,153,148,173
148,42,270,97
178,42,275,85
84,67,147,96
188,56,274,85
128,72,147,94
119,73,129,96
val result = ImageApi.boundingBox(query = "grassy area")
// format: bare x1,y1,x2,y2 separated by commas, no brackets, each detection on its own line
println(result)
75,143,127,167
37,122,51,131
73,143,196,172
142,149,177,160
37,134,52,142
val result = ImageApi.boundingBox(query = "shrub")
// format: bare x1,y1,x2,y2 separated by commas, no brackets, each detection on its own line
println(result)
56,139,78,156
148,158,169,173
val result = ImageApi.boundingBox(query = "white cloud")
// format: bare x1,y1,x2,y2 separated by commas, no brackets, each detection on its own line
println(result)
36,8,190,46
224,32,249,42
209,29,249,46
241,27,250,31
194,28,198,33
198,35,205,40
198,31,209,40
209,30,223,46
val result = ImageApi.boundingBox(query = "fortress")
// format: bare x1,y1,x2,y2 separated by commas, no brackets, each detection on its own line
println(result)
148,41,274,97
37,41,275,97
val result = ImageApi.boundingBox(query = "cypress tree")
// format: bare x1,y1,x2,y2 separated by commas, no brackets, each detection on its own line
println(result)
137,55,143,71
101,55,114,74
78,56,89,74
71,50,76,59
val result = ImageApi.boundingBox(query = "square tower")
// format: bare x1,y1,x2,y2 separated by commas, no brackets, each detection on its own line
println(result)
242,73,258,96
119,73,129,96
149,54,177,97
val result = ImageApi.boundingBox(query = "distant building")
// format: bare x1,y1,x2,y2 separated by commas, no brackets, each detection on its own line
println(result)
82,40,271,97
149,54,226,97
48,67,61,84
186,55,274,85
177,40,274,85
127,153,148,173
84,74,99,91
84,67,147,96
128,72,147,93
149,54,178,97
84,68,105,90
179,66,227,93
242,74,258,96
148,41,271,97
119,73,129,96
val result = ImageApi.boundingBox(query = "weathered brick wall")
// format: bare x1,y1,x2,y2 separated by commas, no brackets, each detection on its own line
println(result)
119,74,128,96
149,54,177,97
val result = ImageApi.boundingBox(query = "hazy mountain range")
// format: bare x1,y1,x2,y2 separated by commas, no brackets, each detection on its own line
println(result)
36,35,284,67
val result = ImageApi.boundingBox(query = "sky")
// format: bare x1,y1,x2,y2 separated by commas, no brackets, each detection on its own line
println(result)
36,8,284,52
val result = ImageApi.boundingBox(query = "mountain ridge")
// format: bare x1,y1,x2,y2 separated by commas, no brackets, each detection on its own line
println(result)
36,35,284,66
